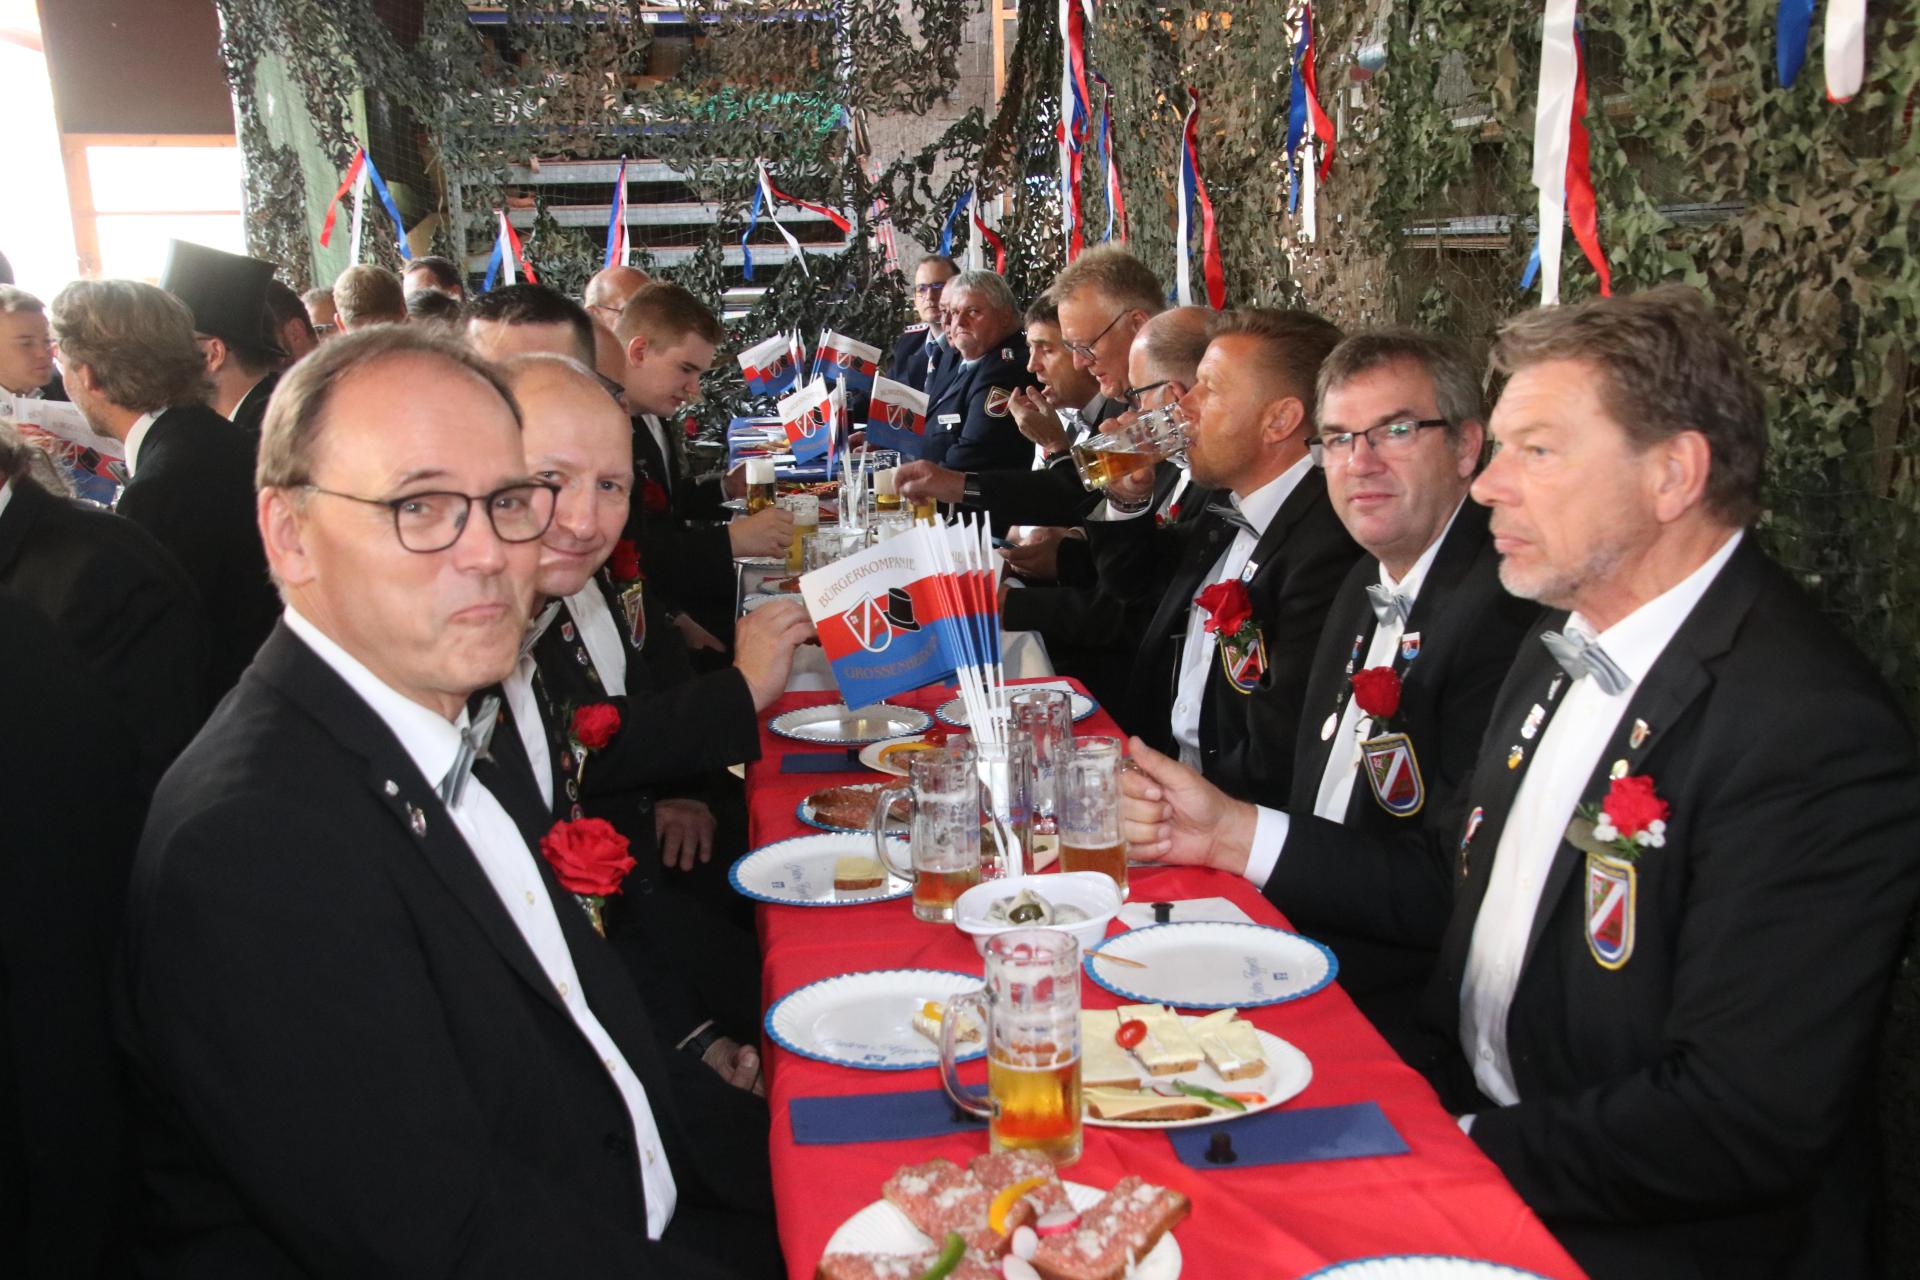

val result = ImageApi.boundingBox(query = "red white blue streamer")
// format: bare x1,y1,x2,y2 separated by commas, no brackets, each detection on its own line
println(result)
319,148,409,261
1284,5,1337,217
1175,89,1226,310
603,156,630,268
1776,0,1865,101
483,210,536,291
938,190,972,258
741,160,852,282
1524,2,1609,305
1090,69,1126,243
1058,0,1094,260
971,193,1007,274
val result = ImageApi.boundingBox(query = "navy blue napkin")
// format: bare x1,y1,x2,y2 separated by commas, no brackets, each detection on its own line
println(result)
781,752,859,774
1166,1101,1408,1169
790,1088,987,1145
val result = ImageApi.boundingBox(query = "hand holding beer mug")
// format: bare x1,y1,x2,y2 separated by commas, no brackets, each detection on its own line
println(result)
872,744,984,922
1060,736,1128,897
939,928,1083,1165
744,457,777,512
778,492,819,573
1070,403,1191,491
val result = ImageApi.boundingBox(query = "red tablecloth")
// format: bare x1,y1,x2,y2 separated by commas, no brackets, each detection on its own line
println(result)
748,681,1584,1280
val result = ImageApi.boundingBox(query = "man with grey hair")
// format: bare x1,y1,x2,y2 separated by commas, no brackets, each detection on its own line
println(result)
922,269,1039,471
51,278,277,698
1119,329,1537,1043
121,324,778,1276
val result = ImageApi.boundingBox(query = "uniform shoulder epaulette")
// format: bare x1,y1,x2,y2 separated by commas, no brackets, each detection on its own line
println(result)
903,322,928,334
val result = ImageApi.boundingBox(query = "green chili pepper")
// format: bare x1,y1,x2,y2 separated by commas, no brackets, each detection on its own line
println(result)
916,1232,967,1280
1172,1079,1249,1112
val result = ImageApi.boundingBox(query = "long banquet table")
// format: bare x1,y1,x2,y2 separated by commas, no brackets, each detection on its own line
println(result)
747,680,1585,1280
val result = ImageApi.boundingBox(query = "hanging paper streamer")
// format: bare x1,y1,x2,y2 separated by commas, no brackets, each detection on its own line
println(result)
1825,0,1866,103
1776,0,1818,88
1284,5,1337,216
866,375,931,455
1175,89,1227,309
482,210,537,291
604,156,630,268
1562,29,1612,297
971,196,1007,274
938,190,973,257
778,380,836,465
1090,70,1127,243
1057,0,1093,260
740,161,850,282
812,330,882,393
359,151,412,262
738,332,801,397
1523,15,1610,304
318,149,366,249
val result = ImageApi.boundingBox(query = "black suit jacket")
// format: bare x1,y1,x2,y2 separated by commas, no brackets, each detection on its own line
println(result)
1119,467,1361,801
0,476,210,797
1418,537,1920,1280
887,324,936,393
116,404,278,700
0,590,136,1278
227,370,278,441
923,337,1039,472
117,624,760,1277
620,420,735,635
1264,503,1536,1028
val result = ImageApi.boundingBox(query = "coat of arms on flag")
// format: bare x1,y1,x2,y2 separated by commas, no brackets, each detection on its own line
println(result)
1359,731,1425,817
1584,851,1637,970
812,330,882,393
777,380,837,464
738,332,800,397
866,375,931,455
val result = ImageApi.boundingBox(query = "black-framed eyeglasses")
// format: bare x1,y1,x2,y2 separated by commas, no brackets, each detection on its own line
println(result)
1063,310,1131,361
1309,418,1450,468
1123,379,1171,410
300,482,560,553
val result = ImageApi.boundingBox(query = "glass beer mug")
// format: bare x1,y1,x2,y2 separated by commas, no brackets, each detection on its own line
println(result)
744,457,777,513
939,928,1083,1165
1059,736,1127,897
871,744,984,922
1070,404,1191,491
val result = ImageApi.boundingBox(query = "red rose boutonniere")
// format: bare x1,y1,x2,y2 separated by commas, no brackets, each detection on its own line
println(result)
1156,501,1182,529
570,702,621,752
640,478,669,515
1350,666,1403,722
682,414,700,440
1578,774,1670,864
607,538,643,583
1194,580,1254,639
539,817,636,935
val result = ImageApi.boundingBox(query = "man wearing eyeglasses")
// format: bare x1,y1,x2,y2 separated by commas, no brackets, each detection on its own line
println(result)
887,254,957,394
1119,330,1536,1044
119,325,775,1276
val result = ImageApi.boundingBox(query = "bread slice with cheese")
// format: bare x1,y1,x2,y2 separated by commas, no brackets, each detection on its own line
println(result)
833,854,887,892
1191,1008,1266,1081
1116,1004,1202,1075
911,1000,981,1047
1082,1086,1212,1123
1078,1010,1144,1089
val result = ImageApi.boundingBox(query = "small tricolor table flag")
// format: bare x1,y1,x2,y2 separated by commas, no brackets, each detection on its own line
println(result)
811,331,882,394
778,379,839,465
865,375,930,455
738,332,800,397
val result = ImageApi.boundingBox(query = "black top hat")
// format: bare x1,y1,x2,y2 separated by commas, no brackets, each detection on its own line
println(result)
885,586,920,631
159,239,283,358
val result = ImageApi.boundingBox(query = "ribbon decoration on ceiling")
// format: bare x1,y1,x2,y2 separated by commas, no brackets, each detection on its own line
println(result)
1090,69,1127,243
317,149,364,249
1523,3,1609,305
603,156,630,269
1776,0,1818,87
1284,4,1337,217
741,160,852,282
319,148,409,261
971,191,1007,274
1776,0,1866,101
938,189,972,258
1175,88,1227,309
483,209,537,291
1058,0,1093,260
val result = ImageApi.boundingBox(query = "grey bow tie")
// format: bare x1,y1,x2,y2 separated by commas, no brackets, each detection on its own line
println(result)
1540,630,1629,696
523,600,562,659
1205,503,1256,537
1366,583,1412,627
438,694,502,808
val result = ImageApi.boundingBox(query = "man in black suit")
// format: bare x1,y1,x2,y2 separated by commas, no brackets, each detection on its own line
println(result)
159,239,284,440
0,425,209,797
1404,287,1920,1278
264,279,319,366
887,254,957,392
1,588,139,1279
119,325,777,1276
1101,308,1361,801
51,279,278,700
1116,330,1538,1045
920,271,1039,472
0,286,62,401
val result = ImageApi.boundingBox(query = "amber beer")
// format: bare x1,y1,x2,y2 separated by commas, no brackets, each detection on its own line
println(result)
780,492,819,573
910,494,939,524
1059,839,1128,897
988,1054,1083,1164
912,864,982,923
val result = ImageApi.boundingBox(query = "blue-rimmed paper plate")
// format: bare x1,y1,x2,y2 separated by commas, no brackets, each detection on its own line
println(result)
1300,1259,1552,1280
1084,921,1338,1009
765,969,985,1071
729,832,912,907
770,702,933,745
934,683,1097,728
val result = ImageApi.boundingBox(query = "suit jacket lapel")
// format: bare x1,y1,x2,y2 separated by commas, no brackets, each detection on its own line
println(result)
0,474,50,577
252,625,574,1022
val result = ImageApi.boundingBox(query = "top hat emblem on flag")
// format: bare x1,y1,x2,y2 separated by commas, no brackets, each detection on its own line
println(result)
885,587,921,631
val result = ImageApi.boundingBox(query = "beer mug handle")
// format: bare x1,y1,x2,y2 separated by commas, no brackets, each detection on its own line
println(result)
871,782,913,880
937,989,993,1121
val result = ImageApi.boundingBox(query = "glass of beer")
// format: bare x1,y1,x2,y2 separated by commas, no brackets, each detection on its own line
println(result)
1069,404,1191,491
744,457,777,512
1059,736,1127,897
873,466,903,512
1010,689,1075,872
956,732,1032,880
910,492,939,524
778,492,818,573
872,743,983,922
939,928,1082,1165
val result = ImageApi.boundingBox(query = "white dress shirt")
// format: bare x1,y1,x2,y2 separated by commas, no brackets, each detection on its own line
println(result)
505,584,632,810
1458,530,1743,1108
1170,456,1312,768
282,607,678,1237
121,410,162,477
1242,502,1464,887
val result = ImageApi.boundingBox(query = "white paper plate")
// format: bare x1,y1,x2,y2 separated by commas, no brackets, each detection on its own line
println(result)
729,833,912,907
765,969,985,1070
935,688,1097,727
1084,921,1339,1009
797,781,909,834
856,733,945,776
771,702,934,745
734,554,788,568
823,1180,1181,1278
1300,1259,1552,1280
1083,1023,1311,1129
